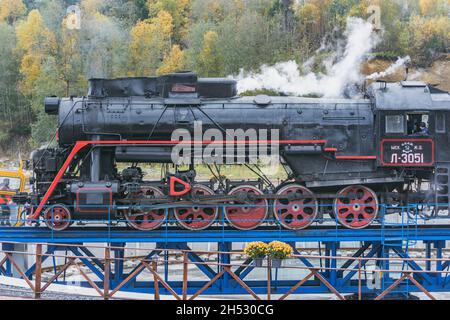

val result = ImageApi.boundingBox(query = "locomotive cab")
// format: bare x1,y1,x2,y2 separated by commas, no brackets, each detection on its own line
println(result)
372,81,446,167
372,81,450,213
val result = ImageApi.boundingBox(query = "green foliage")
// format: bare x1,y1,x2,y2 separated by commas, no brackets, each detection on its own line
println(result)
369,51,405,59
240,89,281,96
0,22,32,154
187,3,294,76
30,112,57,148
147,0,191,43
29,60,66,147
103,0,148,27
128,10,174,76
404,14,450,66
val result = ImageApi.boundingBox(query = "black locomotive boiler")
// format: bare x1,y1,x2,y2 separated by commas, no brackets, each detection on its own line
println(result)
18,72,450,231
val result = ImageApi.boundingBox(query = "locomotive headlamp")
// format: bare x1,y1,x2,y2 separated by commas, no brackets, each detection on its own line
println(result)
44,96,60,115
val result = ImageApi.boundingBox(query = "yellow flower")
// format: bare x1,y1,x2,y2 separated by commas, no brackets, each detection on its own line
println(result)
267,241,293,259
244,241,268,259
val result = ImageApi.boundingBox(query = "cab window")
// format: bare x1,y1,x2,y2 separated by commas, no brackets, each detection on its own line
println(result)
385,115,404,134
0,177,21,192
436,113,445,133
407,113,429,135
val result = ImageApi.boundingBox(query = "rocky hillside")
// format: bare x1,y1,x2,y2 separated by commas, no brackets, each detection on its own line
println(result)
363,55,450,91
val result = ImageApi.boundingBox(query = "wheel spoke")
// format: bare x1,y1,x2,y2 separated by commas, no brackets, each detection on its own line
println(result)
44,205,72,231
174,185,218,230
337,206,353,218
125,187,166,231
274,184,318,230
334,185,378,229
225,185,268,230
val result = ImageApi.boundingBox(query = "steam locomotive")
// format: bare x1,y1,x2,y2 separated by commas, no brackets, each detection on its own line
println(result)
16,72,450,231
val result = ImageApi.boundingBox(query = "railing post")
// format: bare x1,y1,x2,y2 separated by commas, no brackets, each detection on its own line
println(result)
425,241,431,271
329,242,338,286
182,252,188,300
34,244,42,299
358,259,362,301
267,258,271,300
152,256,160,300
219,243,231,292
435,241,444,285
104,246,110,300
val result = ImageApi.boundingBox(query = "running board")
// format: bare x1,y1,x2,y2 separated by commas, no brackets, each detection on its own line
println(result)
305,177,405,188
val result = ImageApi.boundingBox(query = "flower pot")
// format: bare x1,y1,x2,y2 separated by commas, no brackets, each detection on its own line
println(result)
271,258,282,268
253,258,264,267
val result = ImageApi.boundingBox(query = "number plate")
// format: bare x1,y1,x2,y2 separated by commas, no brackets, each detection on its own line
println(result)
380,139,434,166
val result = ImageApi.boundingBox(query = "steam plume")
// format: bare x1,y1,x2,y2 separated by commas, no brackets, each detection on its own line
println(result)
366,56,411,80
234,17,378,98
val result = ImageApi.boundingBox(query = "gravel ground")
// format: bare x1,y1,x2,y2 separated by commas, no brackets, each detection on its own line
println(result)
1,282,449,300
0,284,104,300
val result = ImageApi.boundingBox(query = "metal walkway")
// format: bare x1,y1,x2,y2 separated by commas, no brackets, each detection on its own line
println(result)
0,226,450,243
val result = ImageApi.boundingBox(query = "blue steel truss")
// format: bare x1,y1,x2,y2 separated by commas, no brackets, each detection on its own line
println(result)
0,204,449,299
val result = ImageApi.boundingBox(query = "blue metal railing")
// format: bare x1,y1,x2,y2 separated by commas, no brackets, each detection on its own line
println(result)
1,201,449,230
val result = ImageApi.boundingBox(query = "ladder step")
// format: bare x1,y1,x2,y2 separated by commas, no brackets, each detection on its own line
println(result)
434,163,450,216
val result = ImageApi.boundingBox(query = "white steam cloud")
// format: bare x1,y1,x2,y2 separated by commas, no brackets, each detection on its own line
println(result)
366,56,411,80
234,17,378,98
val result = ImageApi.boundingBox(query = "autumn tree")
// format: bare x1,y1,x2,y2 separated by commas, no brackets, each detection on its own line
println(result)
0,0,449,151
406,15,450,65
78,0,129,79
0,22,31,151
190,0,225,23
419,0,449,16
157,44,185,74
56,18,84,96
128,10,174,76
15,9,56,98
102,0,149,27
0,0,26,25
147,0,191,42
196,30,223,76
375,0,408,56
82,0,104,16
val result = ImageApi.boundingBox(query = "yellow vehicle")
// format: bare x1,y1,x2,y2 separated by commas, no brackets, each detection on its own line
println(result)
0,161,27,226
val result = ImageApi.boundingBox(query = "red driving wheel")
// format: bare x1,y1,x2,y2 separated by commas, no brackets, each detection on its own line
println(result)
334,185,378,229
225,185,268,230
44,205,72,231
174,185,218,230
273,184,318,230
125,186,166,231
